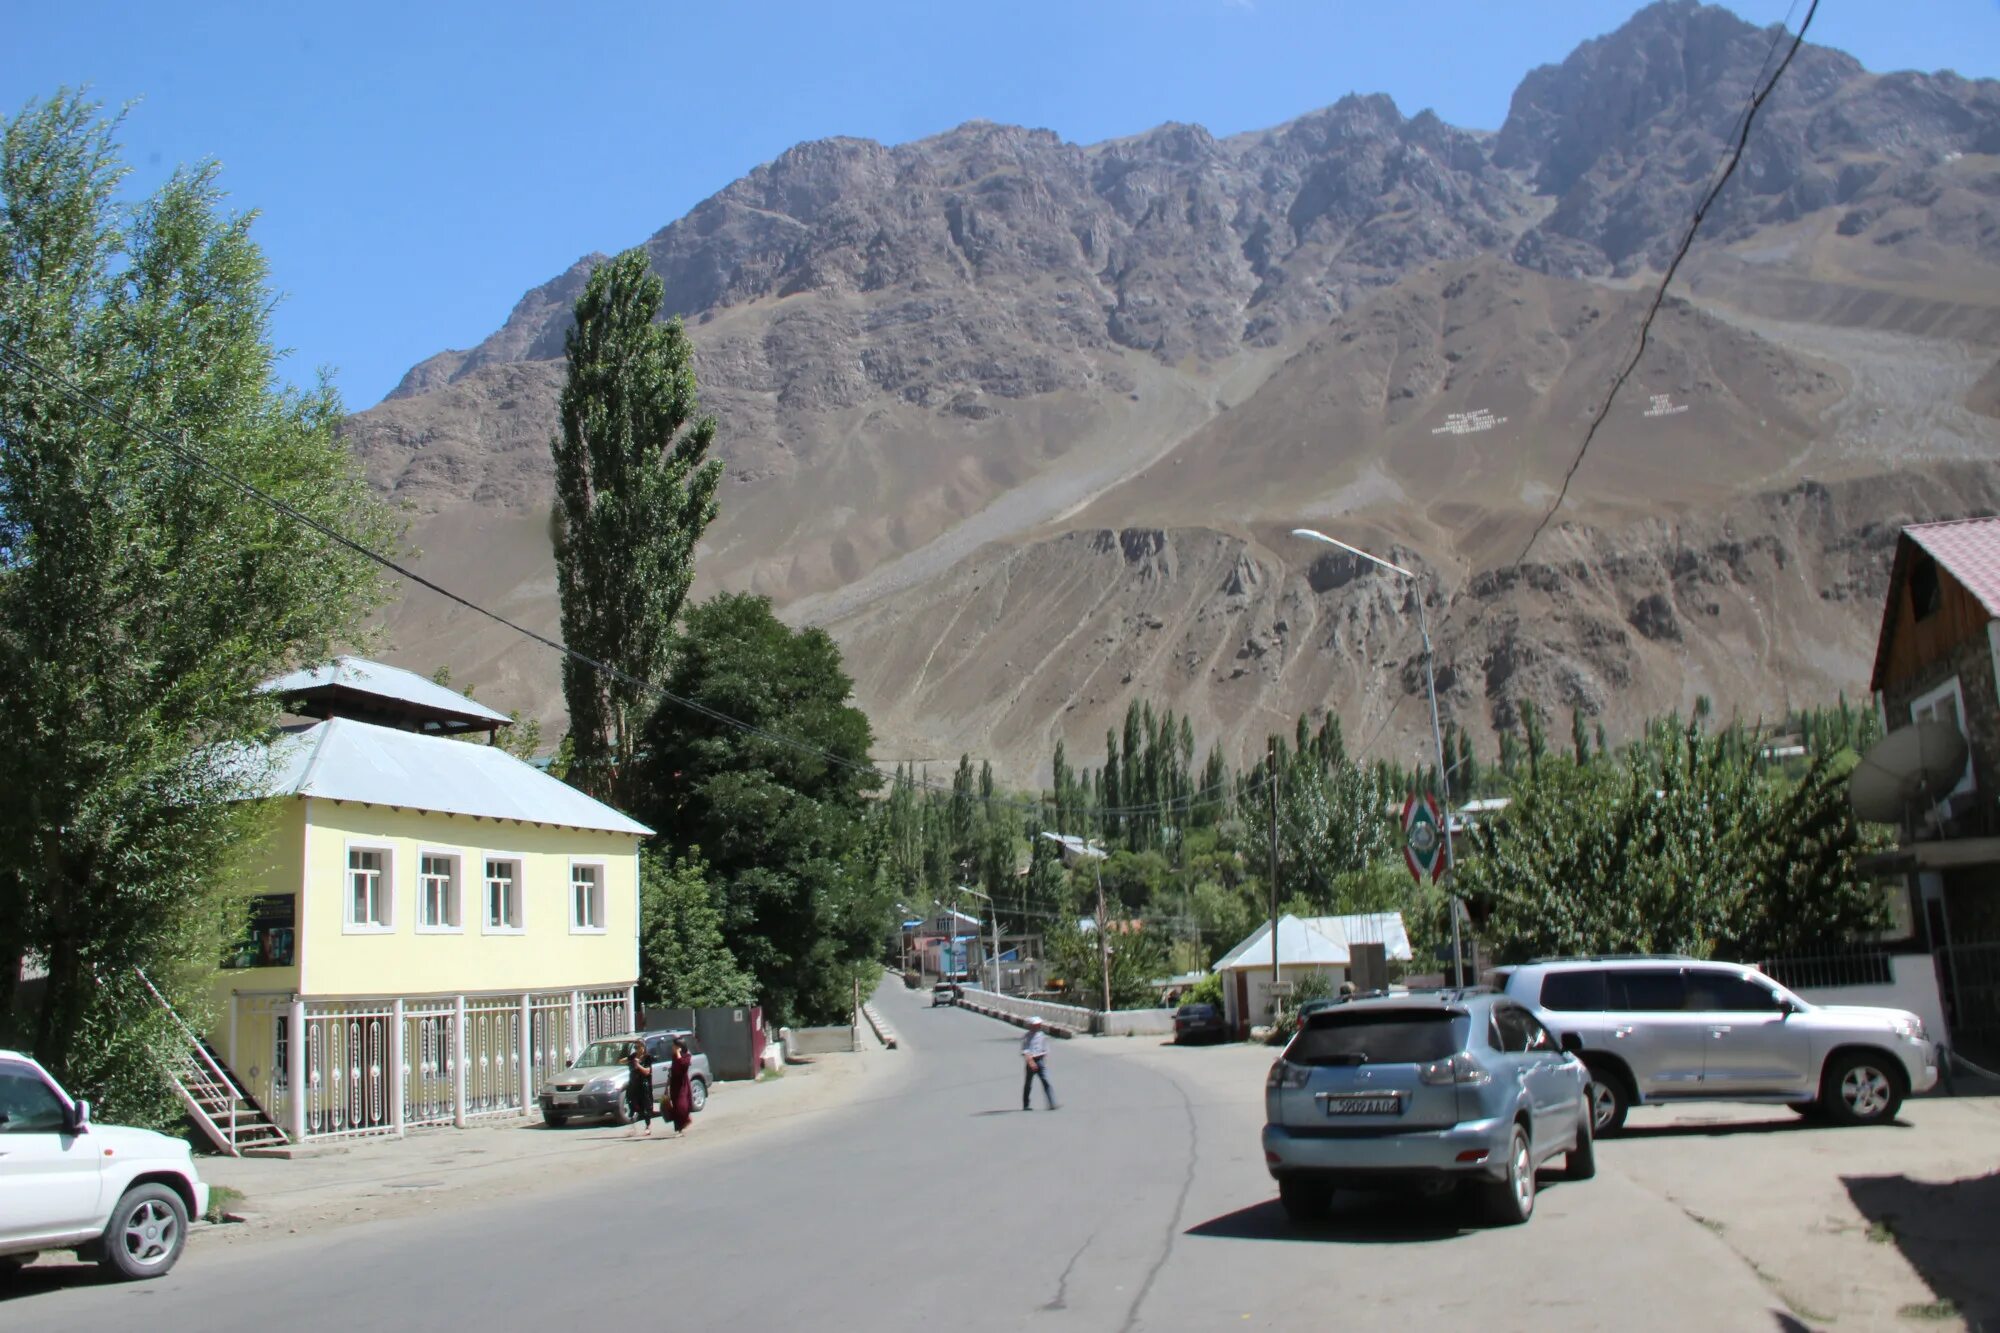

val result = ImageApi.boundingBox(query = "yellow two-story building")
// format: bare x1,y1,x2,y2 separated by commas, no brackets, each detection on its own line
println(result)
211,657,650,1141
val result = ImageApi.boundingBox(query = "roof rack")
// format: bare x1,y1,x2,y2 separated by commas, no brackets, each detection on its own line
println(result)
1522,954,1696,966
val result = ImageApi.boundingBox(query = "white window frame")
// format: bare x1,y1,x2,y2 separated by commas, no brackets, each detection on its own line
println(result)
344,842,395,934
1910,675,1977,799
415,848,464,934
481,854,526,935
569,860,607,935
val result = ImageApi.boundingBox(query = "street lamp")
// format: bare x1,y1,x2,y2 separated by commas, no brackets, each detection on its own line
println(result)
1290,528,1465,986
958,885,1004,995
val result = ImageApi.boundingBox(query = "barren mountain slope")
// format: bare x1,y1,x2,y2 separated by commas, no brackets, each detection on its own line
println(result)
346,1,2000,784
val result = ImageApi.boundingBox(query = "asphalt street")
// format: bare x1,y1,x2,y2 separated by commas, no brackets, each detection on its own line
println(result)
4,981,1796,1332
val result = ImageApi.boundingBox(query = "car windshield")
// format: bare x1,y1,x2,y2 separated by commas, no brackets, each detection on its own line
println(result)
1288,1009,1468,1066
573,1041,637,1069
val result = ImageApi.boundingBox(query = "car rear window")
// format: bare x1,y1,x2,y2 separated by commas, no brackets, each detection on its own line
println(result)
1539,970,1608,1012
1177,1004,1215,1018
1289,1010,1468,1066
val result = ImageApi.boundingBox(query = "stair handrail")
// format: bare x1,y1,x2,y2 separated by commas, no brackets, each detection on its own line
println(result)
133,967,253,1111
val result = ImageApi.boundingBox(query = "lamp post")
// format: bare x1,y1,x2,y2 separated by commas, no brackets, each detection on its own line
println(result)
959,885,1004,994
1291,528,1464,986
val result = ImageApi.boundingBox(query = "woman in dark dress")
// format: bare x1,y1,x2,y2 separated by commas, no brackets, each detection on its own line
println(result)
624,1040,654,1137
665,1037,694,1136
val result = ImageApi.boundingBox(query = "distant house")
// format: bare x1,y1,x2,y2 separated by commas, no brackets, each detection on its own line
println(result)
1212,913,1413,1037
210,657,650,1142
1865,518,2000,1063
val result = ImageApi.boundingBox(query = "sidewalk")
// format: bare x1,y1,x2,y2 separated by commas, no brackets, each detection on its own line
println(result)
194,1046,888,1250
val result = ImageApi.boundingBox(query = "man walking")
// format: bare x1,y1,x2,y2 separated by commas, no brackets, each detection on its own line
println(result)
1021,1017,1057,1111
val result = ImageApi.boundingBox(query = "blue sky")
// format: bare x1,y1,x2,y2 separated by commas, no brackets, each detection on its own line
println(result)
7,1,1997,410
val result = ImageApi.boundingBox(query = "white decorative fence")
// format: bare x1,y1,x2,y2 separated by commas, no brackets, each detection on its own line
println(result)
227,985,633,1142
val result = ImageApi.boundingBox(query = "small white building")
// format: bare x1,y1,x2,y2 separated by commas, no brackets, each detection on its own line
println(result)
1213,913,1413,1036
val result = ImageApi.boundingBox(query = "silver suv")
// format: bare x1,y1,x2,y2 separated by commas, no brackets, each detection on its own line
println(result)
538,1030,712,1127
1263,991,1594,1227
1500,957,1939,1135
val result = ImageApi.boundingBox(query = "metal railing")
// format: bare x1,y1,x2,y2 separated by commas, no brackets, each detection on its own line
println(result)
1939,942,2000,1067
1758,948,1896,992
464,998,522,1117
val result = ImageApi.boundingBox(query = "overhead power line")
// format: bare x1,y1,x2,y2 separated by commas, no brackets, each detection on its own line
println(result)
1344,0,1820,770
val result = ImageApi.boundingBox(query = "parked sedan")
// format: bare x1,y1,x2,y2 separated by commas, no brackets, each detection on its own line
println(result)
1262,991,1594,1226
538,1030,711,1126
1173,1003,1229,1044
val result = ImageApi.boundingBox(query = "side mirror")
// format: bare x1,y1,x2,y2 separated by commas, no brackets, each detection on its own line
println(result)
1775,997,1796,1017
68,1099,91,1134
1559,1032,1584,1055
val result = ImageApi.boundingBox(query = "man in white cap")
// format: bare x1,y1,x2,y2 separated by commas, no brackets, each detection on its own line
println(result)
1021,1017,1057,1111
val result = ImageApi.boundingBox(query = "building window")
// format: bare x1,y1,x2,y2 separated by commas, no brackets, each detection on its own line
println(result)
223,894,297,969
571,863,606,933
1910,553,1942,621
484,858,523,933
418,852,462,931
1911,676,1976,798
347,847,391,930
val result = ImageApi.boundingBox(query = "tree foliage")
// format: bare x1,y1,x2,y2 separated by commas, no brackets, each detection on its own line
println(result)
637,851,754,1010
636,593,888,1026
0,95,393,1119
551,247,721,810
1461,715,1893,963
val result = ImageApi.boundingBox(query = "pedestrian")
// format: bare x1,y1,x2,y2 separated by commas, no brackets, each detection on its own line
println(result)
624,1039,654,1137
664,1035,695,1136
1021,1017,1057,1111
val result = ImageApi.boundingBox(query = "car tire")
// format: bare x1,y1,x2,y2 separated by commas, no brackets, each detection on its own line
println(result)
1583,1063,1631,1137
97,1184,188,1281
1483,1125,1537,1226
690,1077,708,1113
611,1096,634,1126
1820,1051,1904,1127
544,1111,568,1127
1787,1101,1819,1119
1277,1178,1332,1223
1564,1108,1597,1181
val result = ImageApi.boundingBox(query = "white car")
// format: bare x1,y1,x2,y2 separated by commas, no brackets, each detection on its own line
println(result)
0,1049,210,1279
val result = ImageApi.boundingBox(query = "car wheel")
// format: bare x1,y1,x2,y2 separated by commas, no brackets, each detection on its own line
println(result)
1564,1107,1597,1181
1583,1065,1631,1137
544,1111,569,1127
611,1096,634,1125
97,1184,188,1280
1277,1178,1332,1223
1821,1052,1904,1126
690,1077,708,1113
1483,1126,1536,1226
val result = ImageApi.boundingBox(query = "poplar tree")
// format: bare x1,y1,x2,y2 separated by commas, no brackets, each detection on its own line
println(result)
551,247,721,809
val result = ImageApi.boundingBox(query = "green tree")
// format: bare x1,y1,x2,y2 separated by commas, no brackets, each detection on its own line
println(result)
637,851,754,1010
0,95,394,1119
635,593,887,1025
551,247,721,810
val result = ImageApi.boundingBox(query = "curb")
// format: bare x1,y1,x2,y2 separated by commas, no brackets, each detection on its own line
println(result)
860,1002,899,1049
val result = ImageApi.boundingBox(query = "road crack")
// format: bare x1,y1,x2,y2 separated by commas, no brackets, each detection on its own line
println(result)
1042,1234,1093,1311
1118,1062,1200,1333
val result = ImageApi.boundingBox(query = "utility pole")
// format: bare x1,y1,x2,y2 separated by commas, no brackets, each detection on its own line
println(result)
1267,735,1281,1021
1095,859,1112,1014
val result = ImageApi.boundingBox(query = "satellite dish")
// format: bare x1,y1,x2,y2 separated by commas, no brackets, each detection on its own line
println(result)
1849,720,1970,824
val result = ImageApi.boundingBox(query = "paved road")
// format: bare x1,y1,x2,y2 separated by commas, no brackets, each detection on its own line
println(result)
4,982,1794,1332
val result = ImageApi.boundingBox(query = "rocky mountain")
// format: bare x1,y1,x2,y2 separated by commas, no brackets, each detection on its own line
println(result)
346,0,2000,784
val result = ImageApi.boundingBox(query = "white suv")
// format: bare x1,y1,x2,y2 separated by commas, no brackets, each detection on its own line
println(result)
0,1049,210,1279
1500,958,1939,1135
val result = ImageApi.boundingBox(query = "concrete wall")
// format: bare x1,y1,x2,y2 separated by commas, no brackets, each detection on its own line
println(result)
1095,1008,1175,1037
954,988,1092,1034
785,1024,858,1056
1793,953,1949,1049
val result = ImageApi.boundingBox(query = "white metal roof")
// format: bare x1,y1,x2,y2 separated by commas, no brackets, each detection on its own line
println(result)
250,717,651,836
1213,911,1413,971
261,656,511,726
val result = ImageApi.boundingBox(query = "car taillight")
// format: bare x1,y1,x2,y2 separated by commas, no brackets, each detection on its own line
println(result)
1419,1053,1491,1086
1266,1060,1310,1090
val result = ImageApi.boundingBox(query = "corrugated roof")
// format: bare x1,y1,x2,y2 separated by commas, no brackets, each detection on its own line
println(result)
248,717,651,836
261,657,511,726
1303,913,1415,962
1907,518,2000,619
1213,912,1413,971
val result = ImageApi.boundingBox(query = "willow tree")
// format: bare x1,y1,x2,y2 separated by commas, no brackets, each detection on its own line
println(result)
550,247,721,809
0,95,393,1118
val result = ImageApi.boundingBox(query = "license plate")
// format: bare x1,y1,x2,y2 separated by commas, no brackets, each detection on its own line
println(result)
551,1093,578,1105
1324,1094,1402,1116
